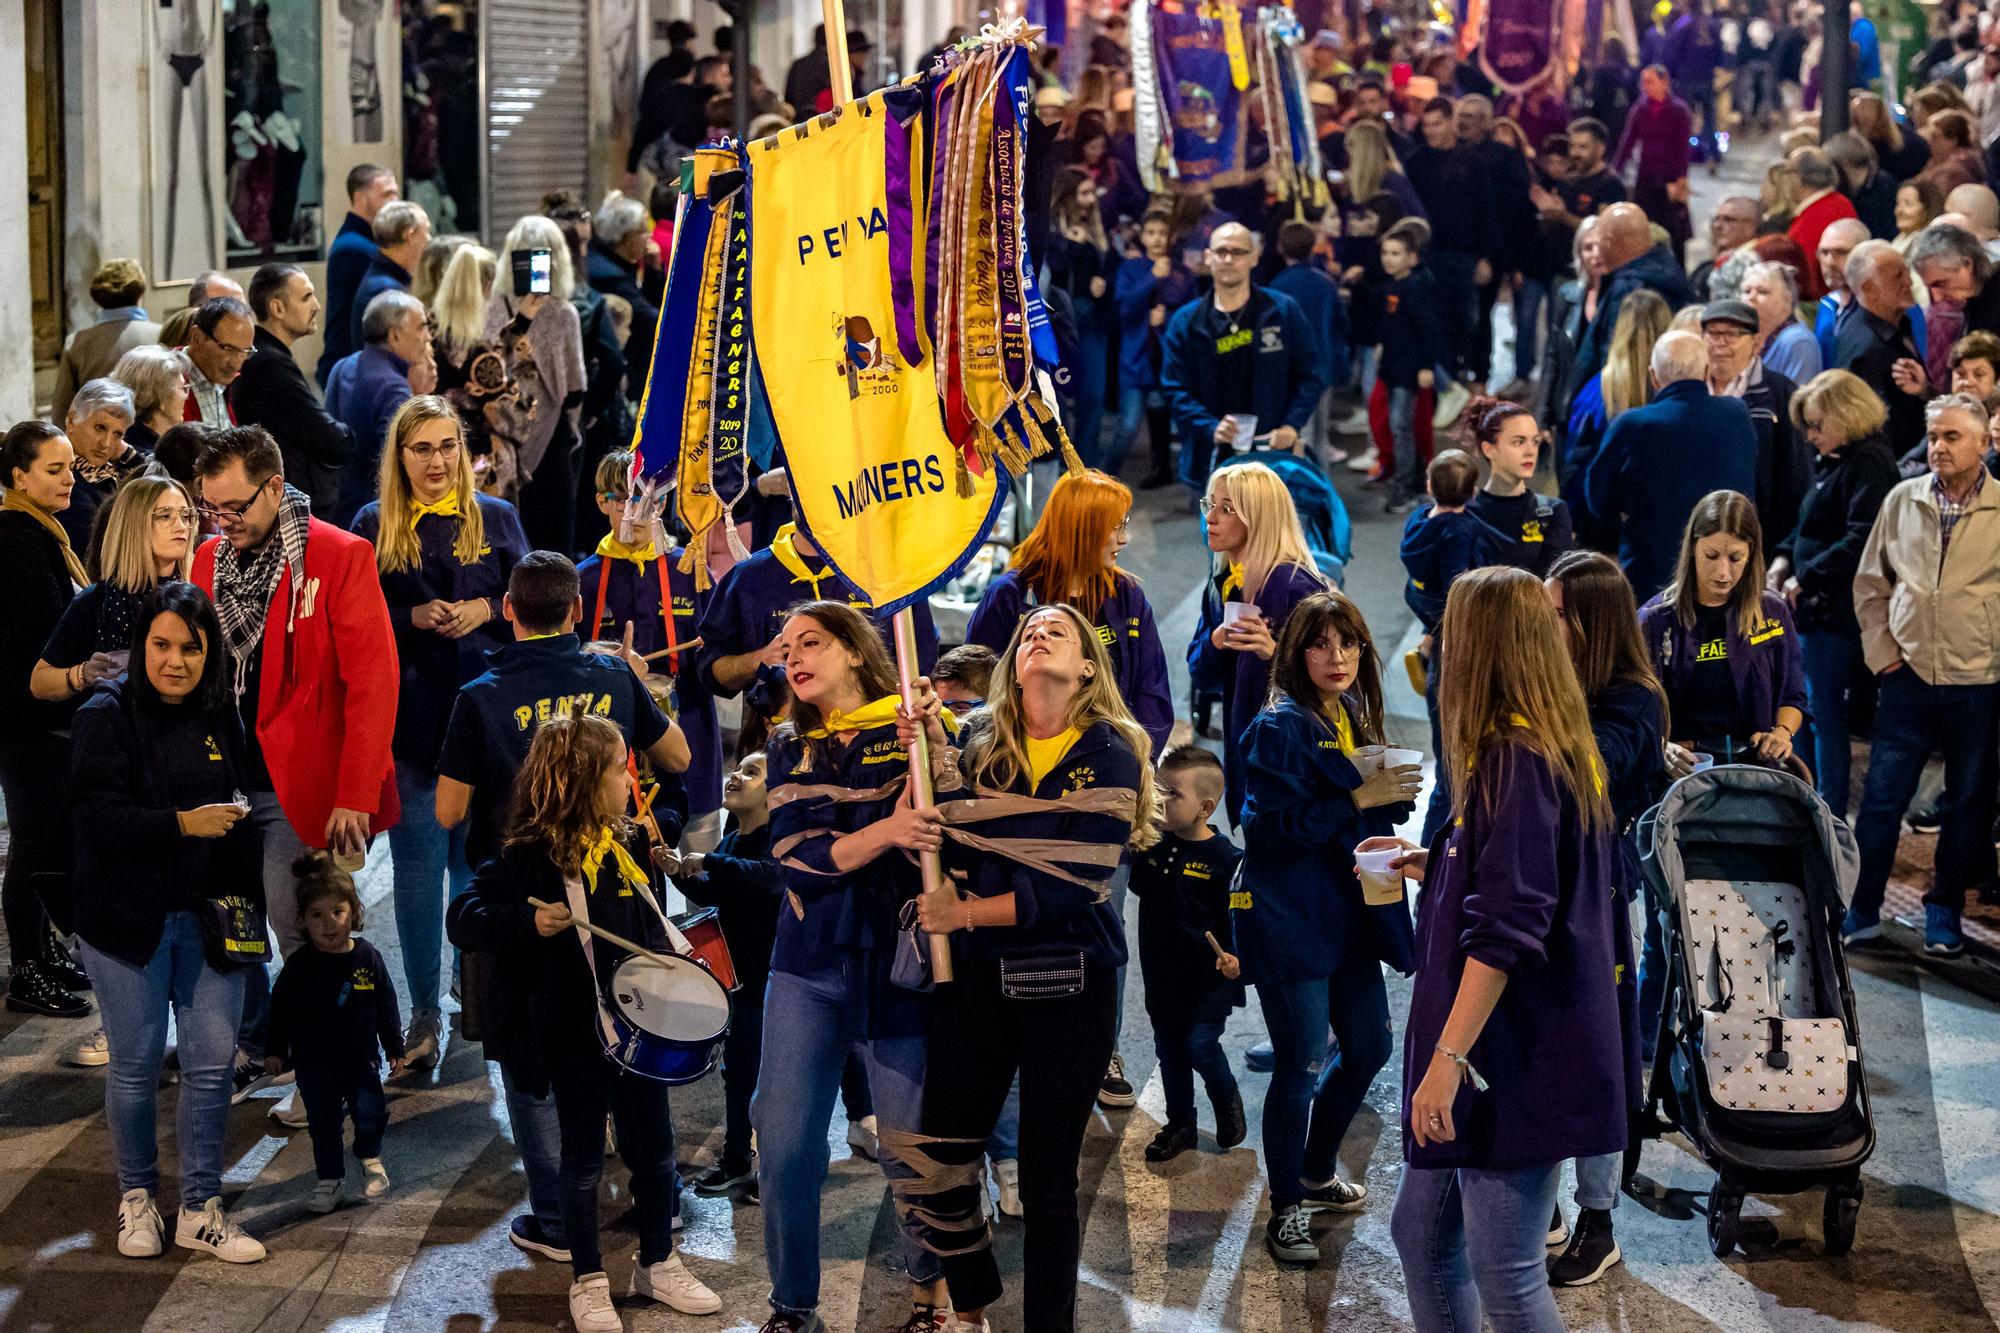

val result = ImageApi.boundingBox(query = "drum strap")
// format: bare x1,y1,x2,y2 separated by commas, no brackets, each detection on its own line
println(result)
563,872,699,1053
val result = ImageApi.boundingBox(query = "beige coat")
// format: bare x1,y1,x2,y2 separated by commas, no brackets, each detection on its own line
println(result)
1853,473,2000,686
51,314,163,422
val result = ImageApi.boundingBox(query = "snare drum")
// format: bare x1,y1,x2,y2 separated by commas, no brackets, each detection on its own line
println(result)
671,907,740,991
601,953,730,1084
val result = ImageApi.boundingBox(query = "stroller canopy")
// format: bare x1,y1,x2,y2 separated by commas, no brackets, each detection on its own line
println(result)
1640,765,1859,912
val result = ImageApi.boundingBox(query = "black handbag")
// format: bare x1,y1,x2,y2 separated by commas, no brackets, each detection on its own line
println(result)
890,899,938,993
997,949,1086,1001
196,894,269,971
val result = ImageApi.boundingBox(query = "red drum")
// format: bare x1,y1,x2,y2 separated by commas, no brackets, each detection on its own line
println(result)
672,907,739,991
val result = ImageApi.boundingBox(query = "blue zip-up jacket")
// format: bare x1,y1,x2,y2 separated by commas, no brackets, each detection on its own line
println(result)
1402,740,1628,1170
317,213,378,384
965,569,1173,757
1188,560,1329,823
938,718,1136,971
351,493,529,769
1400,504,1508,630
1568,246,1693,402
1113,256,1199,389
1639,588,1809,747
578,548,723,817
1267,260,1351,390
322,345,412,529
1160,287,1325,451
1582,378,1758,602
1236,698,1415,987
765,720,935,1039
348,253,413,353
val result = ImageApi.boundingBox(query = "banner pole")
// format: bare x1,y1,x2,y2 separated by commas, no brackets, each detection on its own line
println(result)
820,1,954,982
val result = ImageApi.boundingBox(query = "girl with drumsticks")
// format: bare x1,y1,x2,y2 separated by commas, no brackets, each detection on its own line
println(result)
449,715,721,1332
755,600,950,1333
895,603,1160,1333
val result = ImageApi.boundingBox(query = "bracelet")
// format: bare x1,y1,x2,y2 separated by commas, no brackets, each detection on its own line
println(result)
961,895,975,933
68,664,82,693
1434,1041,1490,1092
1772,723,1794,738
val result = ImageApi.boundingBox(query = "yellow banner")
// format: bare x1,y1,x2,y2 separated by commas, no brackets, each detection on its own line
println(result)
748,93,1003,615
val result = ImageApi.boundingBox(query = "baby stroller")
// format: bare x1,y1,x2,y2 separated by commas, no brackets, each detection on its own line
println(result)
1628,764,1875,1258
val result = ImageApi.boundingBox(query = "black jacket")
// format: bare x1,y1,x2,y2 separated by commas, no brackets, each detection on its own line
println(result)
672,822,781,994
233,327,354,513
586,240,660,398
1404,142,1496,260
1774,431,1900,633
69,679,262,967
0,509,80,741
1734,363,1810,558
1833,307,1927,458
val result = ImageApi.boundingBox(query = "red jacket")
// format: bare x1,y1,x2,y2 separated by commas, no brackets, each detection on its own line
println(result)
1788,190,1860,301
193,519,400,845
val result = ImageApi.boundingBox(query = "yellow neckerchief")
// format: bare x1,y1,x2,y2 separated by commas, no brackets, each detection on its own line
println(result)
1330,703,1356,755
408,493,461,530
581,826,649,896
1220,562,1245,599
805,694,963,741
1496,713,1606,795
1025,725,1082,786
771,523,837,601
595,530,660,569
1,489,86,586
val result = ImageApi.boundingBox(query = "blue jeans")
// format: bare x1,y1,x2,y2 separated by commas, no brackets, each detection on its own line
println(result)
388,760,473,1015
237,789,311,1061
1155,1017,1237,1126
1389,385,1423,503
753,962,939,1315
550,1048,677,1277
1392,1162,1565,1333
1799,628,1863,818
1255,953,1394,1209
1573,1152,1620,1212
82,912,247,1208
1513,278,1549,382
1852,671,2000,920
296,1063,388,1180
1110,385,1146,476
1637,897,1668,1064
1065,316,1110,469
986,1076,1022,1160
499,1058,566,1243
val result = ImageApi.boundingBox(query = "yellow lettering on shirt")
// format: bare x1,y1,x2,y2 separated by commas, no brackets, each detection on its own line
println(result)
1095,624,1115,647
1695,638,1727,663
512,692,618,732
1215,327,1253,354
1521,519,1544,544
204,734,223,762
1748,622,1785,645
861,739,906,765
1228,889,1253,910
1184,864,1212,880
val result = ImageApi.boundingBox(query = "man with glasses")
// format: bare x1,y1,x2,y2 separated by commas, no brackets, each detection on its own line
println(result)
188,425,399,1123
1689,195,1758,302
234,263,354,513
324,290,436,527
1159,222,1324,492
1702,299,1808,551
183,297,256,426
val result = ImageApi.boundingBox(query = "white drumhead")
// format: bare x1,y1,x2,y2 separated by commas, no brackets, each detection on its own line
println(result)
610,955,730,1042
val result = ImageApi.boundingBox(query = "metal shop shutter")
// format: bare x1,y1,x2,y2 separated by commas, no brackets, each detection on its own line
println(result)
484,0,590,237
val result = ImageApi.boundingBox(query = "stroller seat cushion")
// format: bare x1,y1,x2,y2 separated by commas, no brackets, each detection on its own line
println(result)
1699,1010,1854,1113
1681,879,1819,1018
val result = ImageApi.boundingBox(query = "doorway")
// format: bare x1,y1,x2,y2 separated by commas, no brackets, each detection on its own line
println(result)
26,0,65,370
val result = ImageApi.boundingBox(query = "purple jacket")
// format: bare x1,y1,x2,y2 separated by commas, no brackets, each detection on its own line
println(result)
1189,560,1328,823
1612,95,1693,189
1639,588,1809,745
1403,741,1629,1170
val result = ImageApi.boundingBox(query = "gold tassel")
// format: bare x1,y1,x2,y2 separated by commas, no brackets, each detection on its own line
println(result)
1053,419,1084,474
996,421,1030,476
953,448,975,497
688,537,712,592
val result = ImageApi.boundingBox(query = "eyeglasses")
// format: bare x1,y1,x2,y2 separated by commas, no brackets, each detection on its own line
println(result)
1113,517,1131,534
197,482,269,526
402,439,463,462
1305,638,1362,659
150,506,197,527
1208,246,1254,260
1198,498,1238,517
600,491,633,504
200,329,254,358
1704,326,1753,342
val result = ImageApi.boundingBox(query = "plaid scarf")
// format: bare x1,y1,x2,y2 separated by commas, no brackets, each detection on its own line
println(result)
212,483,311,696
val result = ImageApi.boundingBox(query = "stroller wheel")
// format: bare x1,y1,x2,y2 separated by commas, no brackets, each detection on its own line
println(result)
1707,1184,1743,1258
1823,1188,1861,1256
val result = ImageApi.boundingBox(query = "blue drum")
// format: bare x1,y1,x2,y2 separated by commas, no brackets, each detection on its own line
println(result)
600,953,730,1085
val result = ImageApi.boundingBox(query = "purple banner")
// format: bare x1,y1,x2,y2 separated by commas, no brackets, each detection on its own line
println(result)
1478,0,1557,94
1151,5,1242,185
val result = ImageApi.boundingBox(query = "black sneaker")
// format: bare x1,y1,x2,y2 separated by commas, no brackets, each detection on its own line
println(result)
1245,1040,1275,1073
1547,1207,1621,1286
757,1313,828,1333
1145,1121,1198,1162
1546,1204,1569,1247
1905,804,1943,834
1214,1087,1248,1149
1098,1053,1137,1109
897,1304,948,1333
1265,1204,1320,1264
692,1158,756,1195
4,962,90,1018
1300,1178,1368,1213
229,1055,275,1106
508,1213,572,1262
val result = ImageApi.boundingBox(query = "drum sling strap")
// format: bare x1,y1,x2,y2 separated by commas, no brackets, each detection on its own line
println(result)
563,871,697,1057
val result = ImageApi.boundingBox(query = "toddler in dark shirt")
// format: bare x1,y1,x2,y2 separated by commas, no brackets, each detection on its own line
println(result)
265,853,405,1214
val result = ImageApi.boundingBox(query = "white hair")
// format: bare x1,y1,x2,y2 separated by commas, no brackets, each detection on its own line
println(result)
594,191,650,247
66,377,136,426
499,214,576,302
361,289,426,344
1650,330,1708,385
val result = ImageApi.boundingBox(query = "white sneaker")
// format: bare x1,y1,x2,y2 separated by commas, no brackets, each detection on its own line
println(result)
847,1114,879,1161
175,1196,266,1263
631,1250,722,1314
993,1158,1022,1218
1344,448,1379,473
1433,379,1471,428
117,1188,164,1257
402,1008,441,1071
308,1179,344,1214
70,1028,110,1068
948,1320,991,1333
1333,406,1371,435
362,1157,390,1199
568,1272,623,1332
270,1088,310,1128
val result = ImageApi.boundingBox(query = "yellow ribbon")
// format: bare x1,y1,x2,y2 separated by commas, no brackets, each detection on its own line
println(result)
408,494,461,530
581,826,650,896
770,523,838,601
595,531,660,569
805,693,963,740
1220,563,1245,599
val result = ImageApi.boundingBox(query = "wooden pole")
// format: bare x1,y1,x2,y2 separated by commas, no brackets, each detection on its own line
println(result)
820,0,955,982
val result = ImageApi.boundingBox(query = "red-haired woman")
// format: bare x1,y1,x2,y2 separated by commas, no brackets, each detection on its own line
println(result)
967,468,1172,756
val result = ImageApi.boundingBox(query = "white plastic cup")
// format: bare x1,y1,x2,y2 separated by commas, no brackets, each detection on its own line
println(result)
1382,747,1424,772
1354,847,1407,906
332,842,367,874
1690,752,1715,773
1223,600,1257,628
1226,413,1259,447
1351,744,1388,775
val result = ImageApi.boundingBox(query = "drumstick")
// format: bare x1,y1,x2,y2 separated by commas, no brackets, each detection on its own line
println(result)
643,638,703,661
527,897,681,972
1204,930,1228,959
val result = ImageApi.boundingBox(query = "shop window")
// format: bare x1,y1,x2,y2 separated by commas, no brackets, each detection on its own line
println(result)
223,0,327,263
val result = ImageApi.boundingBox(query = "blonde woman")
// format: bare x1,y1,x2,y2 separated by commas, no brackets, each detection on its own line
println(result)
1559,287,1671,550
902,602,1158,1332
1342,118,1424,219
430,243,496,392
484,215,587,551
413,232,473,306
1188,460,1330,822
349,396,528,1067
